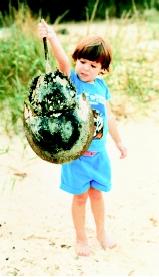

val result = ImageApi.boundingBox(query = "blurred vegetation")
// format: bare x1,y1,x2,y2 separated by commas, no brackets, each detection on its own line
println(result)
0,8,53,134
0,4,159,135
0,0,159,22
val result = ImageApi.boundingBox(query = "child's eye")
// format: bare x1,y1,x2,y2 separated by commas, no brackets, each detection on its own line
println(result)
91,64,96,68
80,60,85,64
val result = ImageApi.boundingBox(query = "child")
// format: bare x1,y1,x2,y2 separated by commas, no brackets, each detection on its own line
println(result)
38,19,127,256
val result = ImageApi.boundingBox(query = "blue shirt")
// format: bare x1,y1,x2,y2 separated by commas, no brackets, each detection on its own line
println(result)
70,70,111,151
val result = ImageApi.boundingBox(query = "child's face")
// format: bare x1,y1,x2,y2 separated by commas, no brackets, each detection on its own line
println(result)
75,58,102,83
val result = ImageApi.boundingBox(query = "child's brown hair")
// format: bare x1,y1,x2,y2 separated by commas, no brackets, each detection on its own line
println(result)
72,35,112,72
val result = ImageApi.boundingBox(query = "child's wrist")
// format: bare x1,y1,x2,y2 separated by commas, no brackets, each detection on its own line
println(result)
47,28,56,40
115,141,123,147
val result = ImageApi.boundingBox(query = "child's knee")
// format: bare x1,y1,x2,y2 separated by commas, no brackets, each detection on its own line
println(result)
73,193,88,206
88,188,102,200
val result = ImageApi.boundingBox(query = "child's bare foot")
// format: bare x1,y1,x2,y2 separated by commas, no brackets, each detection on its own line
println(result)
75,240,90,256
97,231,116,250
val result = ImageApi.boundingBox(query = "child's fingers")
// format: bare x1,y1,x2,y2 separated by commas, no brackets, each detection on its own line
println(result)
120,148,127,159
41,18,47,26
38,22,48,38
38,20,55,40
40,19,49,31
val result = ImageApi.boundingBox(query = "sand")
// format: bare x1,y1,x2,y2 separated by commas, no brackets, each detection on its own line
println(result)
0,115,159,276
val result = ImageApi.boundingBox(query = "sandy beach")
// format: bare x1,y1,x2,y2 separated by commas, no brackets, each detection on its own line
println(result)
0,114,159,276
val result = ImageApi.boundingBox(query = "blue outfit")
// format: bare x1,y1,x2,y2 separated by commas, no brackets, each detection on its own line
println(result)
60,70,112,195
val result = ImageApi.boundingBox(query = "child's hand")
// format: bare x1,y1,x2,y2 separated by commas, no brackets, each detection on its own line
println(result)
38,19,55,40
116,142,127,159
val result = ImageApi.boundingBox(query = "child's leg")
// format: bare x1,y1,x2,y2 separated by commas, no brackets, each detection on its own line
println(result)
72,192,90,256
88,187,116,249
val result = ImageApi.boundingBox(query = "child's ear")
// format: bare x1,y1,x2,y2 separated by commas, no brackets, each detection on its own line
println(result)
99,69,106,75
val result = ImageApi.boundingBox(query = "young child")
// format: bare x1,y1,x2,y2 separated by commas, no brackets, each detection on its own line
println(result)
38,19,127,256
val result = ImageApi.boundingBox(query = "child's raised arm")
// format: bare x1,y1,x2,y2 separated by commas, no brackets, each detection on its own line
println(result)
38,19,71,76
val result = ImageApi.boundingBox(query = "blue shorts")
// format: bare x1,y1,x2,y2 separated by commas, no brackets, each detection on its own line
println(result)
60,150,112,195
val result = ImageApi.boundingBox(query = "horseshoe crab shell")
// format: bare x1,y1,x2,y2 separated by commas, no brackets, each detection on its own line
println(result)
23,69,94,164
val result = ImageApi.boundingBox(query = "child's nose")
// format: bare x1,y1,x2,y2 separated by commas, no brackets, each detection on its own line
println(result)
84,63,90,70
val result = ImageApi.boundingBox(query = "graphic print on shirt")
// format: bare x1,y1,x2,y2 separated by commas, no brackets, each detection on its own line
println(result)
92,109,104,139
84,93,106,140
